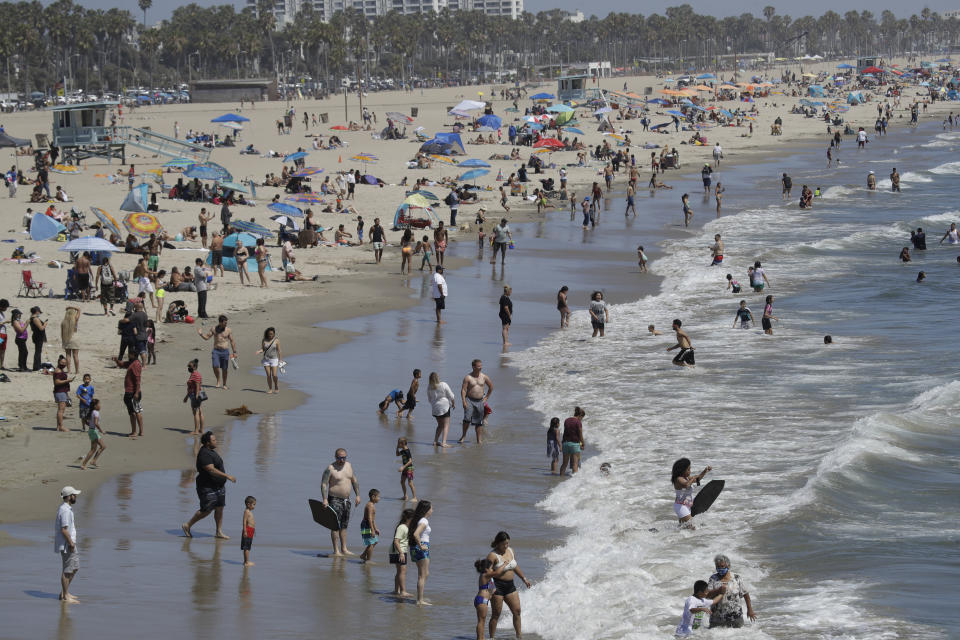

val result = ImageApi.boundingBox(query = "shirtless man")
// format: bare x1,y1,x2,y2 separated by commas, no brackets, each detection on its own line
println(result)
667,318,695,367
199,208,215,249
458,359,493,444
75,252,91,302
321,448,361,556
197,315,237,389
709,234,724,266
209,232,225,277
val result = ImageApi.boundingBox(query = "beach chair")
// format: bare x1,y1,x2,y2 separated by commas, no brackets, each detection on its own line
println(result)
18,270,44,297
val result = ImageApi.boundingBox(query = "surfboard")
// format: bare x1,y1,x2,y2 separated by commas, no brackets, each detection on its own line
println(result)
691,479,724,517
308,499,341,530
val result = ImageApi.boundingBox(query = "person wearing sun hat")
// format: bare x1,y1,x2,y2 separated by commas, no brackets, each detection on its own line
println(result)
55,486,81,602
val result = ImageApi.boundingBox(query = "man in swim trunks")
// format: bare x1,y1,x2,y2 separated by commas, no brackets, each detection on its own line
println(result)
459,359,493,444
321,447,361,556
199,208,214,248
370,218,385,264
197,315,237,389
710,234,723,266
209,232,225,277
667,318,695,367
434,221,448,267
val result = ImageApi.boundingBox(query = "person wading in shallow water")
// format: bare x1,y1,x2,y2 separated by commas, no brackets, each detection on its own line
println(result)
459,359,493,444
321,448,361,556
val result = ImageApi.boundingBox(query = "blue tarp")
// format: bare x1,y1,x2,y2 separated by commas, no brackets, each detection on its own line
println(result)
477,114,502,129
807,85,825,97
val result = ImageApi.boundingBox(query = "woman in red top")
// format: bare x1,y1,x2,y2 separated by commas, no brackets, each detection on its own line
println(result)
183,358,204,435
44,355,75,432
559,407,586,475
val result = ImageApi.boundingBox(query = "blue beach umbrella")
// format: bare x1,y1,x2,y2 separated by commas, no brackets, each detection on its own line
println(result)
162,158,194,168
459,168,489,181
211,113,250,123
836,63,855,69
268,202,304,217
284,151,309,162
546,104,573,113
696,73,715,79
229,220,274,237
647,98,671,106
667,109,686,117
185,162,232,181
218,180,248,193
459,159,491,168
477,114,502,129
531,92,555,100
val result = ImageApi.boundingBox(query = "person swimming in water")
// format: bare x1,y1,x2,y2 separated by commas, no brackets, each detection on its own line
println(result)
671,457,712,529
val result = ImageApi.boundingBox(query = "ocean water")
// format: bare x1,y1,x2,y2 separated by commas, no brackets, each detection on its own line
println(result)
514,124,960,639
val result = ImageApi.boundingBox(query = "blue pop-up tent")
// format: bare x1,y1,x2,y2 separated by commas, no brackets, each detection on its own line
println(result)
807,85,825,97
120,183,150,213
846,91,865,104
207,232,271,272
433,132,464,155
477,114,502,129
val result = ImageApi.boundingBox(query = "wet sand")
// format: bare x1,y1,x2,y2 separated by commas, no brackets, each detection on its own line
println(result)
0,192,675,638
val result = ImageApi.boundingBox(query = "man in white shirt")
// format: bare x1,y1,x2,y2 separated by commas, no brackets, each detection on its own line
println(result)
490,218,513,266
345,170,356,200
712,142,723,167
55,486,81,602
431,266,448,324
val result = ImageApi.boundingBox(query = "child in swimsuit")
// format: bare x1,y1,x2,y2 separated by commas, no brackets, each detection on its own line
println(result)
241,496,256,566
637,245,648,273
473,558,498,640
726,274,741,294
419,235,433,273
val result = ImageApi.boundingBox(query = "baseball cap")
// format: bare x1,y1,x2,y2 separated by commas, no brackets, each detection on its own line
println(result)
60,486,81,498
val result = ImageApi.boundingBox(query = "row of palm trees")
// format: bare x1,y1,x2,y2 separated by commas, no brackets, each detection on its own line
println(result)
1,0,958,95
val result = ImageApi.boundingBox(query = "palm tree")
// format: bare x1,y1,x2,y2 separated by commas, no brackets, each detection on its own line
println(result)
138,0,152,27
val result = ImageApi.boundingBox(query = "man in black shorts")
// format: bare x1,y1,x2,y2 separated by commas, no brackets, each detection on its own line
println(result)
209,232,224,276
499,286,513,346
667,318,696,367
182,431,236,538
369,217,385,264
431,266,447,324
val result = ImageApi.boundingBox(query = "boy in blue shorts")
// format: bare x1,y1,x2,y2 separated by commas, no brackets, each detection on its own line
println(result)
359,489,380,563
75,374,94,431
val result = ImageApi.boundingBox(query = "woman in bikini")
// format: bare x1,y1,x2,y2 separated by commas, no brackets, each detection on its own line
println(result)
485,531,532,639
400,228,413,275
556,286,570,328
254,238,270,288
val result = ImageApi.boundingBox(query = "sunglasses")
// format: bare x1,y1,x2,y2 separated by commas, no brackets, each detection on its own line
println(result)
336,456,346,461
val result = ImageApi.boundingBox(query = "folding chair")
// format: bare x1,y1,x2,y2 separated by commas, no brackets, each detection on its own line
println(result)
18,270,45,297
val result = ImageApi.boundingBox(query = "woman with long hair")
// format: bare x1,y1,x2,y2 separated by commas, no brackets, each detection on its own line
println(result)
671,457,712,529
11,309,28,371
556,286,570,328
254,238,270,288
183,358,205,435
427,372,456,447
486,531,532,639
391,508,415,597
60,306,80,373
29,306,47,371
408,500,433,605
255,327,281,394
400,228,414,275
235,238,250,285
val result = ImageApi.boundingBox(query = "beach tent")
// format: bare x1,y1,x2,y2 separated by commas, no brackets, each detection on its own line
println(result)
120,183,149,213
477,114,502,129
448,100,485,117
208,232,270,272
211,113,250,123
428,132,465,155
846,92,865,105
807,85,825,97
554,110,575,126
393,203,440,229
420,140,453,155
29,212,66,241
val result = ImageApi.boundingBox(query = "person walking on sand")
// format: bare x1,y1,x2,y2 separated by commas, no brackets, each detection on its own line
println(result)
79,399,106,469
431,266,448,324
434,221,449,267
428,372,456,447
321,448,361,556
370,217,386,265
681,193,693,228
198,315,237,390
408,500,434,606
499,286,513,346
254,238,270,288
486,531,533,639
182,431,236,539
459,359,493,444
184,359,205,435
255,327,281,394
235,239,250,285
559,407,585,475
55,486,81,602
667,318,696,367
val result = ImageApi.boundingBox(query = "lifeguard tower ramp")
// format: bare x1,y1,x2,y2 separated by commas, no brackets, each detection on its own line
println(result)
51,101,211,165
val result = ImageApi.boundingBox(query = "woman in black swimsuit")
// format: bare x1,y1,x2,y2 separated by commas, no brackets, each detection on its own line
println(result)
556,286,570,328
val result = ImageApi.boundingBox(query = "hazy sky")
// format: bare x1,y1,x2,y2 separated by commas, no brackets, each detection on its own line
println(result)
47,0,959,21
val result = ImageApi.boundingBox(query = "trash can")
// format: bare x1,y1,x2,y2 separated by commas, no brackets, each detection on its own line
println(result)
411,107,419,118
320,112,329,123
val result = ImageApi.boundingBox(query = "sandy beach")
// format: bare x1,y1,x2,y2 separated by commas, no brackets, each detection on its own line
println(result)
0,56,957,637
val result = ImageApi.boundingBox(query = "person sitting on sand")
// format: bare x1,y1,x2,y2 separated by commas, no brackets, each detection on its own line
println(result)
335,225,358,246
283,257,318,282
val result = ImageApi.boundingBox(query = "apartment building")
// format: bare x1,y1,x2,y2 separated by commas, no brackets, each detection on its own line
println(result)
248,0,521,24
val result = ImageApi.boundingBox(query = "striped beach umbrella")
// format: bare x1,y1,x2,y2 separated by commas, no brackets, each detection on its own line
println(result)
123,212,162,237
230,220,274,237
90,207,122,237
292,167,323,177
286,192,325,205
268,202,304,217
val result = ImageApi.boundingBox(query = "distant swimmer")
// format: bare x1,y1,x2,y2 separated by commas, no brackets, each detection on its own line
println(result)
939,223,959,245
917,271,926,283
867,171,877,190
671,457,712,528
890,167,901,192
667,319,695,367
899,247,911,262
648,324,663,336
823,335,833,344
732,300,753,330
911,228,927,250
725,273,742,294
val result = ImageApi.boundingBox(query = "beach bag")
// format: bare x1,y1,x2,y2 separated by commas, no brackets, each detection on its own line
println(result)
444,192,455,206
198,390,209,402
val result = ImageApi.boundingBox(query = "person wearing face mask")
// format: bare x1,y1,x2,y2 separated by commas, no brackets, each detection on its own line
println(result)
705,554,757,628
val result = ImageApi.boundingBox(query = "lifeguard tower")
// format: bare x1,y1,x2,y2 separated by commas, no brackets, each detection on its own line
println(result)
51,101,211,165
557,74,590,103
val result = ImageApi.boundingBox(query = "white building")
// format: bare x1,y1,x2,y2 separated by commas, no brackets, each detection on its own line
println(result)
249,0,521,24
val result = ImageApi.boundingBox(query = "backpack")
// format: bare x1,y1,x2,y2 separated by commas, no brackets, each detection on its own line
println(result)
444,192,456,206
